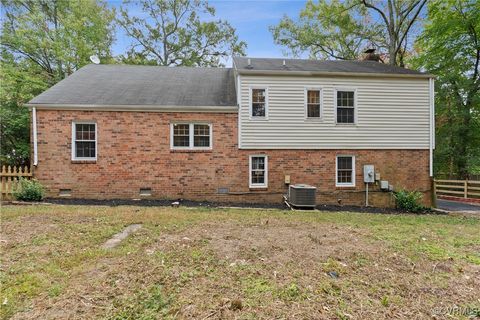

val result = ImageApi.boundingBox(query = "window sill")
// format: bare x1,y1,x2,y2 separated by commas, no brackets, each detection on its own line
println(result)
335,123,357,126
304,118,324,122
249,186,268,191
248,117,269,121
170,149,213,153
71,160,97,164
335,185,356,189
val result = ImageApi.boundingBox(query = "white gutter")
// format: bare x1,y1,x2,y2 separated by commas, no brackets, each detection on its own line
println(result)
25,104,238,113
429,78,435,177
32,107,38,166
237,69,435,79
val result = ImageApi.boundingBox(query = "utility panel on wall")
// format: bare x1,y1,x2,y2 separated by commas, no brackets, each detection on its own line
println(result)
363,165,375,183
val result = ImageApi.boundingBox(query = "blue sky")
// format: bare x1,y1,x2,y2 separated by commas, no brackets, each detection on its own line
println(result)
107,0,308,65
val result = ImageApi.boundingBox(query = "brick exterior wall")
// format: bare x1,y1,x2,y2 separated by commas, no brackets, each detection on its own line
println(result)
33,110,432,207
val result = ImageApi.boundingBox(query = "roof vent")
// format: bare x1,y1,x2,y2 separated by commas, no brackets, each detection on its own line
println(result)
246,58,253,69
282,59,286,66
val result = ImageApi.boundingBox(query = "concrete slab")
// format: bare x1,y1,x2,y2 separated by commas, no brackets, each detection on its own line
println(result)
102,224,142,249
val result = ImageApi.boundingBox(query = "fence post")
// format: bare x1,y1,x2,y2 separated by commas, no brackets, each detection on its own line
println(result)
464,179,468,198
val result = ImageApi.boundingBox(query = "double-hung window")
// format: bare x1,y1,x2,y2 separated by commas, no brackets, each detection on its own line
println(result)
249,155,268,188
336,90,356,124
306,89,321,118
251,88,267,118
72,122,97,160
336,155,355,187
171,123,212,150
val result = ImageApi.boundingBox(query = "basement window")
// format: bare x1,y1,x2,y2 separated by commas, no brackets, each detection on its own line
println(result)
171,123,212,150
336,155,355,187
249,155,268,188
72,122,97,160
336,90,356,124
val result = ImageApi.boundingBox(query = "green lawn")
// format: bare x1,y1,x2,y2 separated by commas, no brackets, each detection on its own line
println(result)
1,205,479,319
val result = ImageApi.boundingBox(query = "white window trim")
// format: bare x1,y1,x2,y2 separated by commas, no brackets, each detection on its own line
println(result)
170,123,213,150
249,154,268,188
334,87,357,125
71,121,97,161
249,86,269,120
304,87,323,120
335,155,356,187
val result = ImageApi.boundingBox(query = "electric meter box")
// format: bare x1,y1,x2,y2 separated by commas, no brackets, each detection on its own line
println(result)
363,165,375,183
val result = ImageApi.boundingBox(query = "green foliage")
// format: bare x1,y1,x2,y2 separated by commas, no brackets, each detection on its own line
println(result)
393,189,423,212
0,55,48,165
107,284,170,320
271,0,426,66
1,0,116,83
0,0,116,165
13,178,45,202
117,0,246,67
271,0,378,60
277,282,303,301
412,0,480,178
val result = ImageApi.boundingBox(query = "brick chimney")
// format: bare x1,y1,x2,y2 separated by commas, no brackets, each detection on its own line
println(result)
362,48,383,63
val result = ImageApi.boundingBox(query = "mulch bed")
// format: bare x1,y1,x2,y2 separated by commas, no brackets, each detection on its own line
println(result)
0,197,439,215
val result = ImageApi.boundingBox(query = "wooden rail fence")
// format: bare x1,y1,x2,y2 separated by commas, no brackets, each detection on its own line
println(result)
434,179,480,200
0,165,33,199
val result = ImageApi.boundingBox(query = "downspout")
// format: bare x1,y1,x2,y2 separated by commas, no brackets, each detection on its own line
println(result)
32,107,38,166
232,57,241,149
237,74,241,149
429,78,434,177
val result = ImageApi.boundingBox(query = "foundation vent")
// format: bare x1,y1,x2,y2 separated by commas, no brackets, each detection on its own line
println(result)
139,188,152,196
59,189,72,197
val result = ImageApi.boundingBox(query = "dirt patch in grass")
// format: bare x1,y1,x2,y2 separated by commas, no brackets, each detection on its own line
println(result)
146,219,480,319
1,205,479,319
153,219,376,266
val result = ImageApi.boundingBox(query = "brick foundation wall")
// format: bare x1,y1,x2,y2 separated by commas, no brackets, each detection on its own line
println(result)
34,110,432,207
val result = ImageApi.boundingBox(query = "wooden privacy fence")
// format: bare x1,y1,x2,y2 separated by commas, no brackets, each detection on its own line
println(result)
0,165,33,199
434,179,480,199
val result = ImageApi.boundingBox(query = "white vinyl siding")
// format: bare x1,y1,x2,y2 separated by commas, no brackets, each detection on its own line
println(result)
239,75,430,149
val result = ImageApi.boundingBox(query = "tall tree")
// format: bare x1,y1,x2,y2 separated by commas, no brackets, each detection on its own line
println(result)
0,55,48,165
1,0,115,84
413,0,480,178
271,0,427,66
0,0,115,165
117,0,247,67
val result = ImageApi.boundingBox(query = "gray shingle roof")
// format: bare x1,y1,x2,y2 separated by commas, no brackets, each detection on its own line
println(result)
28,64,237,107
233,57,430,76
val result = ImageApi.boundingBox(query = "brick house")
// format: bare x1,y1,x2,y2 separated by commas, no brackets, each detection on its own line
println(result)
26,57,435,207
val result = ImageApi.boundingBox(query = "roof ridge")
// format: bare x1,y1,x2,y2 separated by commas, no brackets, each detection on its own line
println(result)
83,64,233,70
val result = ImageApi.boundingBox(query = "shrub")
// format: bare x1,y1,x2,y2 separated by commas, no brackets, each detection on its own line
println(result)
13,178,44,202
393,189,423,212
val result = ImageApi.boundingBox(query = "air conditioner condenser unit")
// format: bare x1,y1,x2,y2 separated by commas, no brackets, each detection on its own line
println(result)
288,184,317,208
